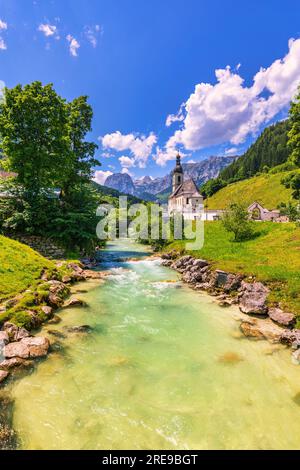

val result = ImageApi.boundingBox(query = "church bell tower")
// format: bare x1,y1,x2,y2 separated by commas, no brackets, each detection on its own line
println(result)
172,153,183,193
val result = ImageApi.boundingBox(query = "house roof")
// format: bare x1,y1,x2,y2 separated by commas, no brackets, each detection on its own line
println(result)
0,171,17,179
170,178,202,199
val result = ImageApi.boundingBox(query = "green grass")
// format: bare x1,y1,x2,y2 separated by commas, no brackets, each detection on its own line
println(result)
0,235,54,301
166,221,300,315
206,170,300,210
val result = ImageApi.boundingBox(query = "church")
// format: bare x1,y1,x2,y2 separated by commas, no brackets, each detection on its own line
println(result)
168,153,204,220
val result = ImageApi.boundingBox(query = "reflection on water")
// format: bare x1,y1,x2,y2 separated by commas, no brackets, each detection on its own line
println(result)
8,239,300,449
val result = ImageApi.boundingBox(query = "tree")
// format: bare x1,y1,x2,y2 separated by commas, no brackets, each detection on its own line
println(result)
281,172,300,199
0,82,70,193
222,202,255,242
288,85,300,166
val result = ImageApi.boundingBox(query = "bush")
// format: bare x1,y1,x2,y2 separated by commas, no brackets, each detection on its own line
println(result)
222,202,255,242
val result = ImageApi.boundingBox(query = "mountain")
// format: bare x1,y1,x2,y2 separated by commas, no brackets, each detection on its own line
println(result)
104,172,136,195
103,155,236,201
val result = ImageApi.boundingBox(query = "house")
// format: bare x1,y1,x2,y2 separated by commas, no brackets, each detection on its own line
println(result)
247,202,281,221
168,153,204,220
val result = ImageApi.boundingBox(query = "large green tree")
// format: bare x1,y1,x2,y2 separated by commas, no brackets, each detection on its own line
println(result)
0,82,70,193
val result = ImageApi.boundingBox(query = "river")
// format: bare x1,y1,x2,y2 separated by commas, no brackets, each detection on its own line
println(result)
6,239,300,449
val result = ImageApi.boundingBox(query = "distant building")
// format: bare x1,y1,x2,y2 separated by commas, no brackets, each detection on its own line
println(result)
247,202,281,221
168,153,204,220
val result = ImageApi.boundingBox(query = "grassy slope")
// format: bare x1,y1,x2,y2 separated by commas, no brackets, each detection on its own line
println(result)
0,235,54,301
206,170,298,210
167,222,300,316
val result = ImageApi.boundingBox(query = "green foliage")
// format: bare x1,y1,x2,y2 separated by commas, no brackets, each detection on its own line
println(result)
0,81,100,252
201,178,226,198
202,120,291,197
288,85,300,166
281,172,300,199
278,201,300,222
222,202,255,242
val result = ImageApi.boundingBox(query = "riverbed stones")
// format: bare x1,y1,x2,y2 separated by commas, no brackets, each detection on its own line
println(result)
4,336,50,359
0,357,30,370
239,282,269,315
41,305,53,316
240,318,283,343
2,323,30,342
63,297,86,308
268,307,296,327
47,280,70,307
280,329,300,348
64,325,92,334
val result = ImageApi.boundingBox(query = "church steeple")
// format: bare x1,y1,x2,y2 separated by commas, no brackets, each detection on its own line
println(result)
172,152,183,193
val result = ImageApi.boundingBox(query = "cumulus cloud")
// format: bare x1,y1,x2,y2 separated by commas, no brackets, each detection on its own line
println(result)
85,24,102,48
166,38,300,151
38,23,59,38
67,34,80,57
166,102,185,127
119,156,135,168
93,170,113,185
101,131,157,168
0,20,7,30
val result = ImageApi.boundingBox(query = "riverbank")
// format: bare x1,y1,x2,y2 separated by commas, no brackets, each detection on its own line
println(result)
163,221,300,316
158,249,300,360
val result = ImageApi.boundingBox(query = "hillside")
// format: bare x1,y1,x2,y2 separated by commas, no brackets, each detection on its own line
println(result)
0,235,54,300
221,120,290,182
206,170,298,210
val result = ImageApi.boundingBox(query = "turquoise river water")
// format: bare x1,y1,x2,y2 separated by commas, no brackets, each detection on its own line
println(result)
7,240,300,449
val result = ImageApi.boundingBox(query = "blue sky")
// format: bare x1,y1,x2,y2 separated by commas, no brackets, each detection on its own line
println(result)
1,0,300,183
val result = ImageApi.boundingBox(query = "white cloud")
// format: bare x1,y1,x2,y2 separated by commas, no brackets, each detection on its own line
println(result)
38,23,59,38
67,34,80,57
0,38,7,50
119,156,135,168
121,167,134,177
225,147,238,155
187,159,196,163
85,25,102,48
166,38,300,151
93,170,113,185
0,20,7,31
102,131,157,168
166,102,185,127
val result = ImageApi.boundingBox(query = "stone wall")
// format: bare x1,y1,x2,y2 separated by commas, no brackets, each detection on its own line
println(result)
8,234,65,259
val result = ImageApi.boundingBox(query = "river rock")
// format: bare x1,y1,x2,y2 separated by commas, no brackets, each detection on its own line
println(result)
47,315,62,325
0,357,29,370
41,305,53,316
239,282,269,315
0,331,9,345
280,329,300,348
63,297,86,308
161,259,173,267
291,349,300,365
82,270,103,280
2,323,30,342
240,318,283,343
48,280,70,307
4,336,50,359
172,255,193,270
182,270,203,284
268,307,295,327
0,370,9,384
64,325,92,334
62,275,72,284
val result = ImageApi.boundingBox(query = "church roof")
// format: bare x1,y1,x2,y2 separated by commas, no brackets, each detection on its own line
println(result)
169,178,202,199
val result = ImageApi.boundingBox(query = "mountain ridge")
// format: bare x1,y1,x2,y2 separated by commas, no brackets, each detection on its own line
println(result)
104,155,237,200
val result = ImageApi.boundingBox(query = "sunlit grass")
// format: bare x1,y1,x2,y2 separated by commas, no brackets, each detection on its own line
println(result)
167,221,300,314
